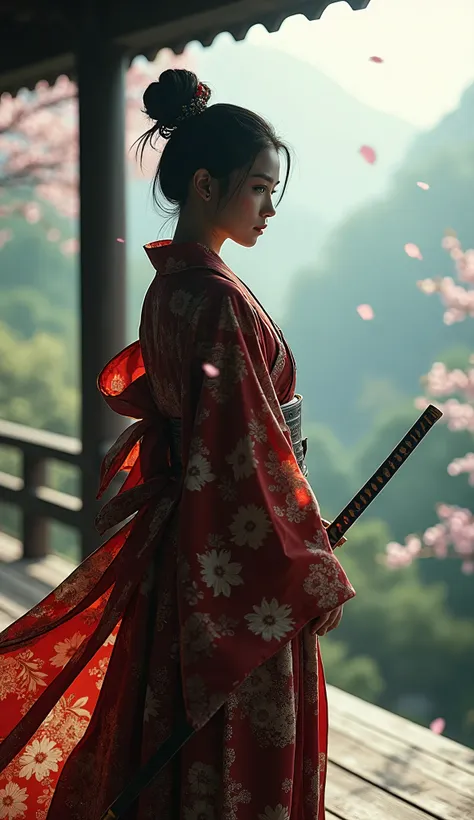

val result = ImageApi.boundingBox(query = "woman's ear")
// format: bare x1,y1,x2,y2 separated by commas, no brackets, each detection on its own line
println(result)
193,168,212,201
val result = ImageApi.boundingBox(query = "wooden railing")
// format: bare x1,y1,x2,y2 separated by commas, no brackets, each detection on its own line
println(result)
0,419,83,559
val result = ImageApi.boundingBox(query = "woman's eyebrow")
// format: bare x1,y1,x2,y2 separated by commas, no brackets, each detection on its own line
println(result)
250,173,280,185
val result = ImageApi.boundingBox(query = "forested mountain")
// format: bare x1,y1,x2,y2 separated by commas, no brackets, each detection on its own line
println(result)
283,81,474,442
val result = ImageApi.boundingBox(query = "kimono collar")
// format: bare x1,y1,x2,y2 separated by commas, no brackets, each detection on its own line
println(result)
144,239,223,276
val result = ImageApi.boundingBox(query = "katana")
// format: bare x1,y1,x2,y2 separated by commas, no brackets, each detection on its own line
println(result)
100,403,443,820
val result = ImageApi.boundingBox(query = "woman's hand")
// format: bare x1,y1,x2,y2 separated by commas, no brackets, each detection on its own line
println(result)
309,604,344,637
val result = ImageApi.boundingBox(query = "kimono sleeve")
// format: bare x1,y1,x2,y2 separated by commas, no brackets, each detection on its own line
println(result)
177,284,356,730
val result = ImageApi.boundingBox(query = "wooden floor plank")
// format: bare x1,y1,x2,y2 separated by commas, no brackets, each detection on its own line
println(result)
328,685,474,773
329,727,474,819
326,763,437,820
329,705,474,799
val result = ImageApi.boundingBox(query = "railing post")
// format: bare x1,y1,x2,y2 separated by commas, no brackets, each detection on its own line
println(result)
22,452,48,558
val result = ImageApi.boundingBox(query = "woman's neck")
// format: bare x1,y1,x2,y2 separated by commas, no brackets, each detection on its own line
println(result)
172,215,224,255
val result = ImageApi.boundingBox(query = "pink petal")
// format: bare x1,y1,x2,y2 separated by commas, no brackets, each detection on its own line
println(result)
404,243,423,260
417,181,430,190
116,237,125,243
429,718,445,735
202,362,220,378
356,304,374,320
369,56,384,63
461,561,474,575
359,145,377,164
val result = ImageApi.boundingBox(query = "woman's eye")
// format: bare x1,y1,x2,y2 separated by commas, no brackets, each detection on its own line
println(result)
253,186,279,195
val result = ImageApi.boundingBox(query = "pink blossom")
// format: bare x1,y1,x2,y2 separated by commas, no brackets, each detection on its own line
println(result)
0,50,194,245
202,363,220,378
388,235,474,573
23,201,41,223
359,145,377,164
447,453,474,485
429,718,445,734
60,237,80,256
417,181,430,190
356,304,374,320
404,243,423,260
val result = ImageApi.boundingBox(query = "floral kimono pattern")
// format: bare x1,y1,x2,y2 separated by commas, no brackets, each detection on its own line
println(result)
0,241,355,820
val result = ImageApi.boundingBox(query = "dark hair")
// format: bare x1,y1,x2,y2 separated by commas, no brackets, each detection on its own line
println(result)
135,69,292,213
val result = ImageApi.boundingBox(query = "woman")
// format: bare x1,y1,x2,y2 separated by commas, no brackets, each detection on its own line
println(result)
0,70,355,820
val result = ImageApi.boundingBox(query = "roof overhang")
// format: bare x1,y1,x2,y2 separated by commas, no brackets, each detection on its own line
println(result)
0,0,371,94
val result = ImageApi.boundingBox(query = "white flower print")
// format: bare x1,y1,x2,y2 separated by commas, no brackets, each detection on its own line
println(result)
18,737,63,782
258,805,290,820
88,656,110,690
49,631,86,668
169,288,192,316
0,782,28,819
229,504,271,550
245,598,295,642
248,413,267,443
185,453,216,492
304,531,328,554
239,664,272,697
198,549,243,597
187,761,219,796
184,800,215,820
225,435,257,480
250,698,278,729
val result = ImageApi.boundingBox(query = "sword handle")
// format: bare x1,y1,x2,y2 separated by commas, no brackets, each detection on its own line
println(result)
326,404,443,547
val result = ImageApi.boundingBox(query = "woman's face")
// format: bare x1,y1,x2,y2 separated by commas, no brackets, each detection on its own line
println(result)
213,146,281,248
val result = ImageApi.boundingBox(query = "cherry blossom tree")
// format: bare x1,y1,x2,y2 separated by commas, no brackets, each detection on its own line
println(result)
386,233,474,575
0,49,190,255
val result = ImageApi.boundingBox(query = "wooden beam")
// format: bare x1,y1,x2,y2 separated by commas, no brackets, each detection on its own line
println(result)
77,3,127,557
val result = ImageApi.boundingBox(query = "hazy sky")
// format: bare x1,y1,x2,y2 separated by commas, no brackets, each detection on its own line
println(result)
206,0,474,130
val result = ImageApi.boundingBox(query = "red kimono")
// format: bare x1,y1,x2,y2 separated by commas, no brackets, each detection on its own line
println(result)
0,241,355,820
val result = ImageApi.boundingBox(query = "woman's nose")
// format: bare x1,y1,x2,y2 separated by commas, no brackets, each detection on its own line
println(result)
262,201,276,219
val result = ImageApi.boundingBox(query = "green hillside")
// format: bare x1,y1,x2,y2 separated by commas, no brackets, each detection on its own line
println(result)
283,84,474,443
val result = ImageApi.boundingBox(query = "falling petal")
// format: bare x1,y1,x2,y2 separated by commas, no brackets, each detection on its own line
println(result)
24,202,41,224
369,56,384,63
417,181,430,190
461,561,474,575
202,362,220,378
356,304,374,320
429,718,445,735
404,243,423,260
47,228,61,242
359,145,377,164
116,237,125,243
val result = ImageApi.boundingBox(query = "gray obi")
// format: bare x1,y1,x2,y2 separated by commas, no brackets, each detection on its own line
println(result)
167,393,308,478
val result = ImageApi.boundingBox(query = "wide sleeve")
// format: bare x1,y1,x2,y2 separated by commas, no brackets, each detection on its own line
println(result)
177,283,356,730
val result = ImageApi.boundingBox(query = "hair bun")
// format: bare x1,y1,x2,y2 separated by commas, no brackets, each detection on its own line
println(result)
143,69,210,137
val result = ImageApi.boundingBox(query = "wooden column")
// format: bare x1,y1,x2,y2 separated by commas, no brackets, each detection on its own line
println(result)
77,5,127,558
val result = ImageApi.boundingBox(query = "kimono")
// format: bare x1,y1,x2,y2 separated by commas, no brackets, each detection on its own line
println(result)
0,240,356,820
